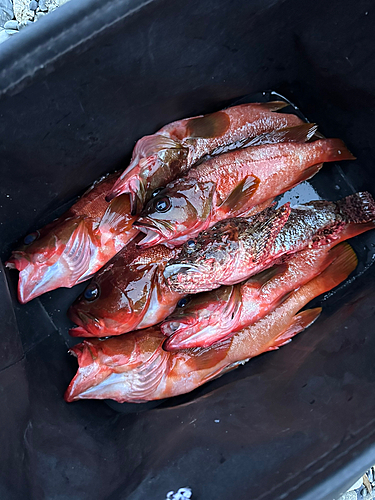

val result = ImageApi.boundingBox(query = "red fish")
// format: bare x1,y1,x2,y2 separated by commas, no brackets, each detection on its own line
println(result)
6,173,138,303
135,127,354,248
164,192,375,294
68,236,183,337
106,101,304,212
162,242,352,350
64,242,357,403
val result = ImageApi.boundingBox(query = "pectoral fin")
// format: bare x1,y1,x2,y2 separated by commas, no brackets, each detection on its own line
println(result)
245,264,289,288
98,194,134,236
136,134,182,157
187,111,231,138
219,175,260,215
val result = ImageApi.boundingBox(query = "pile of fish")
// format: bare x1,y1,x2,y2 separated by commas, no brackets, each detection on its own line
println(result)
6,100,375,404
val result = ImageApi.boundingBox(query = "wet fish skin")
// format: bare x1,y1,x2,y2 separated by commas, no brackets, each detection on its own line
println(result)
68,236,183,337
6,173,138,304
136,133,354,248
161,242,351,350
164,192,375,294
106,101,304,212
64,242,357,403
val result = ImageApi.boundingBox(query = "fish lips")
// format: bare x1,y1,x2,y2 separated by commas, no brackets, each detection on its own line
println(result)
161,314,197,337
134,219,173,247
68,307,104,337
6,256,57,304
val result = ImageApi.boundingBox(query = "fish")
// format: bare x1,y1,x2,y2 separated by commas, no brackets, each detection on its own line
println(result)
161,242,352,350
68,236,183,337
6,173,139,304
164,191,375,294
135,127,354,248
106,101,305,213
64,242,357,403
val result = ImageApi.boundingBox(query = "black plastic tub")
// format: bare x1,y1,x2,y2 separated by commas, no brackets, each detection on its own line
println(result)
1,1,375,499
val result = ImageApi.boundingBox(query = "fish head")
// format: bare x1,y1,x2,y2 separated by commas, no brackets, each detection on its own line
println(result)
134,179,216,247
163,220,241,293
161,285,241,350
6,218,94,303
64,328,168,402
68,248,164,337
106,135,188,214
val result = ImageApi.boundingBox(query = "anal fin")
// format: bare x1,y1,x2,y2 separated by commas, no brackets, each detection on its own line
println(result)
266,307,322,351
288,163,323,189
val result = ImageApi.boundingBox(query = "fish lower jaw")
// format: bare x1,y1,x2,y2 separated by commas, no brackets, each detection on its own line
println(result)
134,225,166,248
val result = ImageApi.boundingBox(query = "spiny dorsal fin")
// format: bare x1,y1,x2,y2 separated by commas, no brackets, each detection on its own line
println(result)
238,123,318,149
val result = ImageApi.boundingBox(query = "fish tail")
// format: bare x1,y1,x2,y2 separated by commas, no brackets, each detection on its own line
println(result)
321,138,356,162
337,191,375,224
266,307,322,351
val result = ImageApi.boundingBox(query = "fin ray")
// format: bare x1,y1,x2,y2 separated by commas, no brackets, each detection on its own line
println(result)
219,175,260,214
266,307,322,351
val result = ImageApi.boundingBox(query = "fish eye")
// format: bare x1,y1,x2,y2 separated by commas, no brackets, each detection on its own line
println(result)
23,231,39,245
83,283,100,301
151,188,163,198
187,239,195,249
155,197,171,212
177,297,190,308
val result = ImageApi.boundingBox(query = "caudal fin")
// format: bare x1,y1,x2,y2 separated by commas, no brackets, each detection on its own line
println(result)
322,138,356,162
337,191,375,224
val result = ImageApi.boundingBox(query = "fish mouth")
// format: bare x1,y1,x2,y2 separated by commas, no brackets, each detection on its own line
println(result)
160,315,197,337
106,174,143,215
134,219,173,248
68,308,103,337
6,257,56,304
5,252,30,272
163,320,212,351
64,341,113,402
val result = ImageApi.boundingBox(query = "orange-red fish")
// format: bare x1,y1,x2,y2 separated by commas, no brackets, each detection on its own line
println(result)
161,242,351,350
6,173,138,303
135,128,354,248
164,192,375,294
68,236,183,337
64,242,357,403
106,101,304,212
